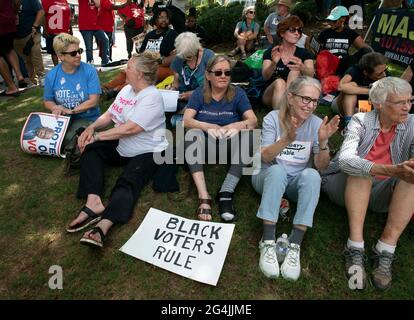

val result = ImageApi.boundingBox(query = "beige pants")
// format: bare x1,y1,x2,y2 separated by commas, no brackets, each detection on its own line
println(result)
14,32,45,84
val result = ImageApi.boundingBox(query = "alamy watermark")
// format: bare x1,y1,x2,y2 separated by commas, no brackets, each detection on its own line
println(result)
48,265,63,290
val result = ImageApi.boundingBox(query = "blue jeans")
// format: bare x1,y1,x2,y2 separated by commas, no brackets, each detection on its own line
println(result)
80,30,109,65
251,165,322,227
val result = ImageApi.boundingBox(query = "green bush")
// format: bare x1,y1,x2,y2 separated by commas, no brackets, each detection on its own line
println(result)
291,1,316,25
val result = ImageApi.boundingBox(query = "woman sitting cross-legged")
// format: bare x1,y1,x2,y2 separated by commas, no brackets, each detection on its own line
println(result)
261,16,315,109
183,55,257,222
252,76,339,281
66,51,168,248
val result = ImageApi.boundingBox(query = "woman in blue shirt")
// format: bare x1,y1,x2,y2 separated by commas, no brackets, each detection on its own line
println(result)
43,33,101,151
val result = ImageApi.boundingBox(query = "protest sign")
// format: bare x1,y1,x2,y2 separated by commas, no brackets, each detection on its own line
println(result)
20,112,70,157
120,208,235,286
371,8,414,66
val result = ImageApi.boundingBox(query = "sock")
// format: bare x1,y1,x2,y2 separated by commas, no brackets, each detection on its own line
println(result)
347,238,364,250
344,116,352,127
376,240,396,254
263,224,276,242
289,227,305,245
219,173,240,194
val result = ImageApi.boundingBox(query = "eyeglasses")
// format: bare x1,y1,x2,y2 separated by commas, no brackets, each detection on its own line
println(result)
248,11,255,14
61,48,83,57
288,27,303,34
293,93,319,107
209,70,231,77
385,98,414,108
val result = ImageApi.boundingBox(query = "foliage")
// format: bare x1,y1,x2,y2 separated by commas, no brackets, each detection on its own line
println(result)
291,1,316,25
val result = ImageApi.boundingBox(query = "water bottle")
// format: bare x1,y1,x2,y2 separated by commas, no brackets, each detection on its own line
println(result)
275,233,290,263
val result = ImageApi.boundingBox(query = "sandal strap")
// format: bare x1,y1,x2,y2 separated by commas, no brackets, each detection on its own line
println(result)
89,226,106,241
197,207,212,215
82,206,98,218
199,198,212,206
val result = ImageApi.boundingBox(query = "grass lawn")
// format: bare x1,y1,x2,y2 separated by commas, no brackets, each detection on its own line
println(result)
0,67,413,300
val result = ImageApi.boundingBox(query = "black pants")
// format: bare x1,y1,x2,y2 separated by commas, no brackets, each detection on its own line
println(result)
168,6,186,34
77,140,159,224
124,25,144,58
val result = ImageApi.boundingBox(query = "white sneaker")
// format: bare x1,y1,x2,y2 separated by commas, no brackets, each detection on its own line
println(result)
259,239,279,278
281,243,301,281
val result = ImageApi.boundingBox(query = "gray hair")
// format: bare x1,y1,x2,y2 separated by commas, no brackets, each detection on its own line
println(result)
175,32,201,58
369,77,412,105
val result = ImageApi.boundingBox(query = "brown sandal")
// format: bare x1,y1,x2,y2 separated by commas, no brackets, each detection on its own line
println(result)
197,198,212,221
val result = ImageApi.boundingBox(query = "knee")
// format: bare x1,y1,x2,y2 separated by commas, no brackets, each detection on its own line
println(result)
273,79,286,91
299,168,321,186
265,165,288,182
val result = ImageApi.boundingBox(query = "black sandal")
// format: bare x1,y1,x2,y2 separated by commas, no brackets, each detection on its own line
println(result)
197,198,212,221
217,191,237,222
80,226,105,248
66,206,102,233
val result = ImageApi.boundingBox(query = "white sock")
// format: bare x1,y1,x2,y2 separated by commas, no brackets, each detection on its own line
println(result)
347,238,364,250
376,240,396,254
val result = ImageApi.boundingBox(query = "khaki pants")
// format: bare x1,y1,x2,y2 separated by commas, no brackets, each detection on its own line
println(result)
14,32,45,84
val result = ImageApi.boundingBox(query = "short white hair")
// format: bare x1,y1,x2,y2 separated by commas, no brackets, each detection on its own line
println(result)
175,32,201,58
369,77,412,105
242,5,256,17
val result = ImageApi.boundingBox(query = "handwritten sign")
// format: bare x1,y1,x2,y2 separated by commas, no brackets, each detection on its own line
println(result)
120,208,235,286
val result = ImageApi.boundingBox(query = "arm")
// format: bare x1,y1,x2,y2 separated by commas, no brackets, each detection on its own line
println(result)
262,59,275,81
93,119,143,141
314,115,340,170
401,65,413,82
44,100,72,117
71,94,100,114
300,59,314,77
32,9,44,29
161,53,176,67
78,111,114,152
352,36,367,51
183,108,219,132
337,74,369,95
222,109,258,138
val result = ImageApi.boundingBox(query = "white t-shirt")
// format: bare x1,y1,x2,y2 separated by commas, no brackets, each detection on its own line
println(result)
108,85,168,157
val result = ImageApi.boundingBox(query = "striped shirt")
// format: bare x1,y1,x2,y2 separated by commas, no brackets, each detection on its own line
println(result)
321,110,414,178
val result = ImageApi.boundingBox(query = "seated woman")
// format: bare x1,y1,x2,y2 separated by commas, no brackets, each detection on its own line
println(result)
228,6,260,60
185,7,206,44
261,16,315,109
183,55,257,222
169,32,214,123
101,6,178,98
66,51,168,249
322,77,414,290
252,76,339,281
43,33,101,151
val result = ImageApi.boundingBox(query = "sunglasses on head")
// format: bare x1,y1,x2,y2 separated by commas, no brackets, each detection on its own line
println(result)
288,27,303,34
61,48,83,57
209,70,231,77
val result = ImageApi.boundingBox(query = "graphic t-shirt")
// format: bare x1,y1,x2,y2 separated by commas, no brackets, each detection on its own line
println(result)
108,85,168,157
260,110,322,178
78,0,100,30
317,27,359,58
43,62,101,121
42,0,71,34
117,4,145,30
170,48,214,93
139,28,178,57
263,46,314,81
187,86,252,126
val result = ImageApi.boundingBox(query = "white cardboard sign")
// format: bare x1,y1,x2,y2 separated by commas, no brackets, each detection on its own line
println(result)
120,208,235,286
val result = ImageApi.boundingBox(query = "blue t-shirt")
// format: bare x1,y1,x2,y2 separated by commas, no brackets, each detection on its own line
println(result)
170,48,214,93
44,62,101,121
187,86,252,126
16,0,43,39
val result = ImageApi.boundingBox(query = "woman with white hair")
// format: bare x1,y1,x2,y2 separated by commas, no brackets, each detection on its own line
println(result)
170,32,214,116
228,5,260,60
252,76,339,281
321,77,414,291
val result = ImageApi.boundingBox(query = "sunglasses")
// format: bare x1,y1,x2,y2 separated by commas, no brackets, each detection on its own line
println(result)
209,70,231,77
288,27,303,34
61,48,83,57
248,11,255,14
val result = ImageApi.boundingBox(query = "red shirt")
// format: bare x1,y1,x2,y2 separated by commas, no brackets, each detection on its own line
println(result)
365,126,396,180
98,0,115,32
42,0,71,34
118,4,145,29
78,0,100,30
0,0,17,35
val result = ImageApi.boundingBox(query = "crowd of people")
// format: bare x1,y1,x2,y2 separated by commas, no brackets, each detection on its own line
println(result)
3,0,414,292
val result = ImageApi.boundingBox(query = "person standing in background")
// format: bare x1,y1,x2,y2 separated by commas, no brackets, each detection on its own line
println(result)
168,0,188,34
42,0,72,66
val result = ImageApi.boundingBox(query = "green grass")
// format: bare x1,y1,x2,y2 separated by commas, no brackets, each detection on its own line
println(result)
0,68,413,300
